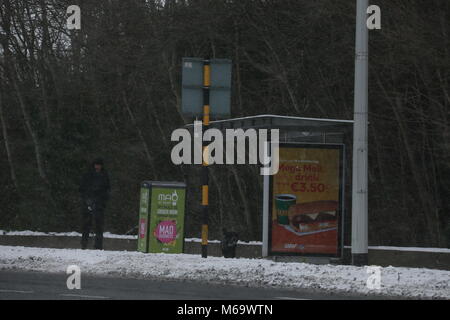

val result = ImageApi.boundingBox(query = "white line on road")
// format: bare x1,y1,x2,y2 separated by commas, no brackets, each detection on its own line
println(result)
274,296,311,300
60,293,110,299
0,289,34,294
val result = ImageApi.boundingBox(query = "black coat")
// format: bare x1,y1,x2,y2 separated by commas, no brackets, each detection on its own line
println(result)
79,166,110,205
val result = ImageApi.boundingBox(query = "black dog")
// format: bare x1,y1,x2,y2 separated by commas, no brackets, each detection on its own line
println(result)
222,228,239,258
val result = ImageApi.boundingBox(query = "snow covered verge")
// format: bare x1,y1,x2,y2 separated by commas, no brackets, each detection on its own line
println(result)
0,230,137,240
0,230,262,246
3,230,450,252
0,245,449,299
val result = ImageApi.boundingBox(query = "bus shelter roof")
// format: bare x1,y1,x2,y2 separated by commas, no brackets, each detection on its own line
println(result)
185,114,353,133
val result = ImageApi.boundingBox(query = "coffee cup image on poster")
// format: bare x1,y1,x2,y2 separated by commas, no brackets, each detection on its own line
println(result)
148,187,186,254
270,144,343,256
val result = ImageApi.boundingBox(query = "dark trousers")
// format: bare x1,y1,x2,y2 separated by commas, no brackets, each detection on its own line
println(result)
81,203,105,250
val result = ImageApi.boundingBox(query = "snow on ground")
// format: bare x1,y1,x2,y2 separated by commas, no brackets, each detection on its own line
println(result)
2,230,450,251
0,245,449,299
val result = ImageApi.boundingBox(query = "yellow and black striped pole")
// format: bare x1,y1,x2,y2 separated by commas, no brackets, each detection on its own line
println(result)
201,59,210,258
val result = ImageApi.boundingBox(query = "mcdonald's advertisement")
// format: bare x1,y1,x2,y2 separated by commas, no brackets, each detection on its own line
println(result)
269,144,344,257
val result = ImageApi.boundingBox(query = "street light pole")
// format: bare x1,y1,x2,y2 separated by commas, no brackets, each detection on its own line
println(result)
352,0,369,266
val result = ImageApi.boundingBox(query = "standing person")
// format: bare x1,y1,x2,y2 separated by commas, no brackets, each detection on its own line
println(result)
79,158,110,250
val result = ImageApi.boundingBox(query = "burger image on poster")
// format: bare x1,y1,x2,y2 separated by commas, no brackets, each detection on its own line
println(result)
287,200,338,235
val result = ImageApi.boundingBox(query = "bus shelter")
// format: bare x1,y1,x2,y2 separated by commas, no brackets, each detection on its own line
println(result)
185,114,354,263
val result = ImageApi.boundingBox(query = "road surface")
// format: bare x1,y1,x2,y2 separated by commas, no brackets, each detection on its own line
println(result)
0,270,389,300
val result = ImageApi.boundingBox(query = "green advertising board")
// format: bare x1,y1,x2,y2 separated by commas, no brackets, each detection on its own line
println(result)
137,181,186,254
137,184,150,253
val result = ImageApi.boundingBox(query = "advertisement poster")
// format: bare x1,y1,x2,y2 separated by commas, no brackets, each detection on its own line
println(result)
148,187,186,254
269,144,344,257
137,186,150,253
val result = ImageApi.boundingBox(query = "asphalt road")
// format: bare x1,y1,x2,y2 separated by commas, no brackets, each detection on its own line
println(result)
0,270,388,300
